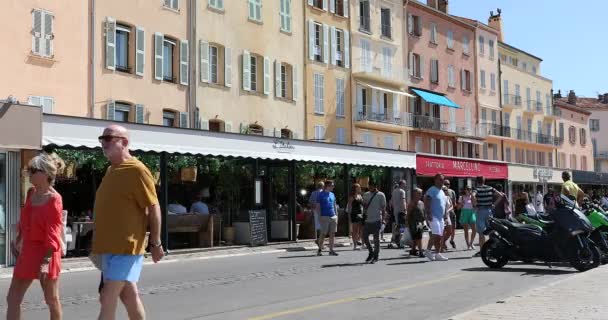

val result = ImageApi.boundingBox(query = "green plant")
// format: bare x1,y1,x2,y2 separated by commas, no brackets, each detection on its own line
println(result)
55,149,108,172
167,154,197,172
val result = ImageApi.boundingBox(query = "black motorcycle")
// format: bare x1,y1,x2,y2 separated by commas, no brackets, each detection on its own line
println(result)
481,194,601,272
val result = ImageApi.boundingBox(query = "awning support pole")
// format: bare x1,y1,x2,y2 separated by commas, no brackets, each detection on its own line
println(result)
289,161,296,241
160,152,169,253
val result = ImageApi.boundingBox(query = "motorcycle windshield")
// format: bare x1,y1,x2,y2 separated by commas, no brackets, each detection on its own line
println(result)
550,206,593,234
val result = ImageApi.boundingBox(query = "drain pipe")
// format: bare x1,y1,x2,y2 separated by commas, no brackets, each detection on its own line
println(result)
89,0,96,118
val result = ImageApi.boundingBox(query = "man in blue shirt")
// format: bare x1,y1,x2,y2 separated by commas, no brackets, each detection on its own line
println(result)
315,180,339,256
424,173,449,262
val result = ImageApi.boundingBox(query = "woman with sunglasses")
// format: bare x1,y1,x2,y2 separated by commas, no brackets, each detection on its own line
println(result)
7,152,64,320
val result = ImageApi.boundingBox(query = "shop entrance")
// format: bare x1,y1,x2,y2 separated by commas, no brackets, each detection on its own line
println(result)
260,162,295,242
0,153,6,265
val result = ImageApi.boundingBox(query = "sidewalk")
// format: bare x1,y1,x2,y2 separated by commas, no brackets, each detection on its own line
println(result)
447,265,608,320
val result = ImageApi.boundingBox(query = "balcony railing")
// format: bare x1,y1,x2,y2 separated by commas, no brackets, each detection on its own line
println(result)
525,100,543,113
359,16,371,32
355,105,404,126
479,123,559,146
381,24,392,38
412,114,448,132
502,94,522,107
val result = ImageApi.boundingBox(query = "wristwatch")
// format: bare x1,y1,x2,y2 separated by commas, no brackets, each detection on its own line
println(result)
149,240,162,248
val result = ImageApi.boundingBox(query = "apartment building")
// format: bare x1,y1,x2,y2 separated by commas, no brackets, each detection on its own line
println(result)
580,93,608,172
305,0,352,143
196,0,304,138
0,0,89,116
351,0,409,150
406,0,481,157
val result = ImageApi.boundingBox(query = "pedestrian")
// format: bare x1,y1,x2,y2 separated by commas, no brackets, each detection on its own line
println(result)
444,179,458,249
407,188,426,257
561,171,585,204
458,185,477,250
535,185,545,215
315,180,339,256
473,176,498,257
94,125,164,320
441,186,455,253
362,180,387,264
309,181,324,246
514,185,529,217
346,183,364,251
389,180,407,249
600,192,608,209
493,184,509,219
423,173,449,262
7,153,64,320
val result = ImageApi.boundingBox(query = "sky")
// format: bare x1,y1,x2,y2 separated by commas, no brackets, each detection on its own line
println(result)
448,0,608,98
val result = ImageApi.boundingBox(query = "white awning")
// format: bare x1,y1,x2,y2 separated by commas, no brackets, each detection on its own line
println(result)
42,115,416,169
456,137,485,145
357,81,415,97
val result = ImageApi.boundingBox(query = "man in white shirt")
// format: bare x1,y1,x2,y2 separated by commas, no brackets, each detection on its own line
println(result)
601,193,608,208
191,190,210,215
535,186,545,215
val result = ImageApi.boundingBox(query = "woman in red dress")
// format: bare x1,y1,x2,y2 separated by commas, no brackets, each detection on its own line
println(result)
7,153,64,320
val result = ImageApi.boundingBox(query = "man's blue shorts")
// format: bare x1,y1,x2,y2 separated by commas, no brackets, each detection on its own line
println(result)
101,254,144,282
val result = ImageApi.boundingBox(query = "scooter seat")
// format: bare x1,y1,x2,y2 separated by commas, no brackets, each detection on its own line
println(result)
503,220,543,232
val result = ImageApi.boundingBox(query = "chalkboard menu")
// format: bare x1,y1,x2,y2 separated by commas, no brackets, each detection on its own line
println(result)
249,209,268,246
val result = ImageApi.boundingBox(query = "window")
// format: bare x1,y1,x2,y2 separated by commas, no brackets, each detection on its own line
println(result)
462,36,469,55
162,38,175,82
489,40,494,59
478,36,484,55
532,66,537,74
384,136,394,149
490,73,496,91
281,129,293,139
209,0,224,10
115,24,130,72
537,151,546,166
506,148,512,162
248,0,262,21
548,152,553,167
163,0,179,10
362,133,372,147
481,108,487,122
571,154,577,170
359,0,371,32
526,150,535,165
447,30,454,49
430,23,437,44
27,96,54,113
242,52,268,94
581,128,587,145
382,47,392,77
447,65,455,88
569,126,576,144
410,52,422,78
522,61,527,71
314,125,326,141
590,119,600,131
209,45,219,83
333,0,347,17
274,61,296,100
511,57,518,67
336,128,346,144
430,59,439,84
114,103,131,122
313,22,323,62
280,0,292,32
381,8,391,38
311,0,324,10
408,14,422,37
582,156,588,171
280,64,287,98
480,70,486,89
361,39,372,72
314,73,324,114
546,94,552,115
250,55,257,91
559,123,564,139
249,124,264,135
31,9,54,57
163,111,176,127
415,137,422,152
430,138,437,154
334,29,345,67
336,78,345,117
536,90,542,111
460,69,471,91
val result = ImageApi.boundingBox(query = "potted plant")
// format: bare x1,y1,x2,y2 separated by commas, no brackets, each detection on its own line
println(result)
167,155,198,183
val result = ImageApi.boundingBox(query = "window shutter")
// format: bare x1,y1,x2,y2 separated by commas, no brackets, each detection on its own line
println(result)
356,85,363,113
371,89,378,114
408,51,414,76
323,24,329,64
105,17,116,70
32,9,42,55
43,12,53,57
179,112,189,128
460,69,465,90
292,66,298,101
180,40,189,85
224,47,232,87
274,128,281,137
330,26,337,65
106,101,116,120
28,96,41,107
407,14,413,35
264,128,273,137
430,59,436,82
135,27,145,76
308,0,314,6
344,0,349,17
135,104,145,123
416,15,422,36
308,20,315,60
323,0,328,10
242,50,251,91
154,32,164,80
200,41,210,83
201,118,209,130
263,56,271,95
275,60,281,98
393,95,399,119
344,31,350,68
419,54,424,79
329,0,335,13
42,97,54,113
225,121,233,133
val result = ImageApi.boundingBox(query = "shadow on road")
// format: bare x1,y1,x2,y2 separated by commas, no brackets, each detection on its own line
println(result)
461,267,577,275
277,254,320,259
321,262,367,268
386,261,428,266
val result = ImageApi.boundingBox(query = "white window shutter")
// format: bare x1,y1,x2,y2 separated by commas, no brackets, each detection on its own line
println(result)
329,0,335,13
344,0,349,17
407,14,413,35
356,85,363,113
416,16,422,36
323,0,328,11
460,69,465,90
308,0,314,7
105,17,116,70
28,96,41,107
371,89,378,114
42,97,54,114
200,40,210,83
263,56,271,95
308,20,315,60
180,40,189,85
135,27,145,76
330,26,337,66
323,24,329,64
179,112,189,128
43,12,53,57
135,104,145,123
225,121,233,133
408,52,414,76
224,47,232,87
292,66,298,101
154,32,164,80
274,128,281,137
393,95,399,119
275,60,282,98
344,31,350,68
242,50,251,91
201,118,209,130
32,9,42,55
106,101,116,120
419,54,424,79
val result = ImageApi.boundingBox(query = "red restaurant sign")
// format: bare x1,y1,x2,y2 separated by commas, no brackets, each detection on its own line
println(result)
416,155,508,179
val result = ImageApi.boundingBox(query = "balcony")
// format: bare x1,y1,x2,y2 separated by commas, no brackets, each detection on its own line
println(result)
595,152,608,160
544,107,561,119
352,58,407,88
479,123,560,146
502,94,522,109
523,100,543,115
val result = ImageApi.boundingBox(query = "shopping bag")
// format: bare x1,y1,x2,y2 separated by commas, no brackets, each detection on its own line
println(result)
400,227,413,247
525,203,537,216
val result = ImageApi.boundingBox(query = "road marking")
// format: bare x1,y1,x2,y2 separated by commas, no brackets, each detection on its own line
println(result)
248,273,466,320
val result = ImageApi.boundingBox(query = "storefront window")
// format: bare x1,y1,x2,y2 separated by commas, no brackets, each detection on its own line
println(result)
0,154,6,265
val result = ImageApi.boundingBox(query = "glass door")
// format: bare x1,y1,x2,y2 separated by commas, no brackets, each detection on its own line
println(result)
0,153,6,265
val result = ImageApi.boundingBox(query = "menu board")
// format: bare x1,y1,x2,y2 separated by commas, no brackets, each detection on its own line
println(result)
249,209,268,246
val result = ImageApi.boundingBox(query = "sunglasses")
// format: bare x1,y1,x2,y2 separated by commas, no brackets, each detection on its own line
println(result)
28,167,43,175
98,135,126,144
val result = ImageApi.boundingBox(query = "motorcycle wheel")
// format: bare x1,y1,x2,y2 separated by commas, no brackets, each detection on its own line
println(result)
481,239,509,269
570,242,601,272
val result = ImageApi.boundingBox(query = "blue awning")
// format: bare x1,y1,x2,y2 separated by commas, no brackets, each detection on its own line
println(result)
412,89,461,109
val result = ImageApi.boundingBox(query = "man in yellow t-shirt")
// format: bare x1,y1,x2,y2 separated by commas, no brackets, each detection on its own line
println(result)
561,171,585,204
93,124,164,320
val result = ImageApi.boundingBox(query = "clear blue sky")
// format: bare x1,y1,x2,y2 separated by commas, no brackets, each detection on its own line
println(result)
449,0,608,98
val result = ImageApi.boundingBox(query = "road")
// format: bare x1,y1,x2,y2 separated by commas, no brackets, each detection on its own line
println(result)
0,235,579,320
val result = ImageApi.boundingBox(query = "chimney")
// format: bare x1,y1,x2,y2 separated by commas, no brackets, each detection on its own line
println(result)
567,90,577,105
427,0,438,9
438,0,449,13
599,94,604,102
604,93,608,104
488,9,504,41
554,89,562,99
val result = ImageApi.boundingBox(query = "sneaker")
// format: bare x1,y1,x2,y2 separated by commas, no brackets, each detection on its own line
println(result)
370,257,379,264
356,241,363,246
473,251,481,257
470,244,477,251
435,253,449,261
424,250,436,261
329,251,339,256
365,254,374,263
450,240,456,249
317,250,323,256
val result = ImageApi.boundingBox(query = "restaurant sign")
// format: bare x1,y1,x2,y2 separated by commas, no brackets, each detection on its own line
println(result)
272,139,295,153
533,168,553,182
416,155,508,179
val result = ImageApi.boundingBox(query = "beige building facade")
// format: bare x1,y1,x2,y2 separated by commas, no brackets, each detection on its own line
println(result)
555,92,595,172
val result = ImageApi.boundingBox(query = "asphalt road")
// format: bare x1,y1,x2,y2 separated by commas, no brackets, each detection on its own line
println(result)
0,235,579,320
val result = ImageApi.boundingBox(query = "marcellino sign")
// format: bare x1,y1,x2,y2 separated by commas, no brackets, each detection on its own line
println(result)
272,139,295,153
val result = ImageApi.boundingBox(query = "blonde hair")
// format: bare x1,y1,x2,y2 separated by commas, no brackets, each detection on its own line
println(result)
28,152,65,185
